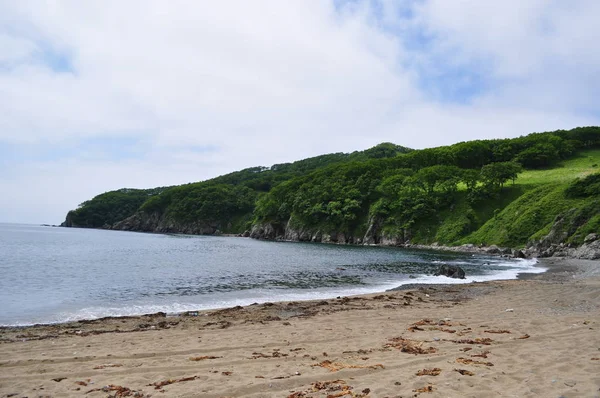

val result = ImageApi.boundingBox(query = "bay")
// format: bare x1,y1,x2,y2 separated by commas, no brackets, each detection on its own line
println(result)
0,223,543,326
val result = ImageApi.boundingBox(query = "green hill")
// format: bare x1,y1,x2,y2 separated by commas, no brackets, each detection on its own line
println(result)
63,127,600,251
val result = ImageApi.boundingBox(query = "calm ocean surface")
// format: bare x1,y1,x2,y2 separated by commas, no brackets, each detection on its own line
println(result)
0,223,544,326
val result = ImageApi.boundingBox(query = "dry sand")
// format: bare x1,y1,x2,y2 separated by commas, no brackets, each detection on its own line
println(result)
1,258,599,398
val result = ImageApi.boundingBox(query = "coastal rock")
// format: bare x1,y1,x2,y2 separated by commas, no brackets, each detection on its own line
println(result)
584,233,598,244
379,234,402,246
112,212,162,232
485,245,501,254
540,246,556,258
113,212,219,235
362,215,383,245
512,249,526,258
571,240,600,260
282,216,319,242
434,264,466,279
249,223,281,240
311,231,322,242
61,211,80,228
545,212,575,245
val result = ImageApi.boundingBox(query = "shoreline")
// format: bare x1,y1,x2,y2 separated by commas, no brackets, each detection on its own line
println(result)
1,258,598,397
0,257,595,337
1,255,542,329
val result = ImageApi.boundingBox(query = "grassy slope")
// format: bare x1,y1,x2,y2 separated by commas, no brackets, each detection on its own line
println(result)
451,150,600,247
515,149,600,186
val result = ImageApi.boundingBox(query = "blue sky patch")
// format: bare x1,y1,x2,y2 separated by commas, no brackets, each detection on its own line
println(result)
333,0,493,105
39,45,75,74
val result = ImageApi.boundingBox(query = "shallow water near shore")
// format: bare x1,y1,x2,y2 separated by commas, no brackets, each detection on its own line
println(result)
0,223,544,326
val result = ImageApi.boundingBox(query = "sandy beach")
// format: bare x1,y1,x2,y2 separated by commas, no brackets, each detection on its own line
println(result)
1,258,599,398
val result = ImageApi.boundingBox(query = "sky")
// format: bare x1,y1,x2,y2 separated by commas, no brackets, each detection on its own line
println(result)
1,0,599,224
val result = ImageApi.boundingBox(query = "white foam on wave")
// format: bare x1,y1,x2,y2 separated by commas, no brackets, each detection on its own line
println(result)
403,258,544,286
3,258,545,327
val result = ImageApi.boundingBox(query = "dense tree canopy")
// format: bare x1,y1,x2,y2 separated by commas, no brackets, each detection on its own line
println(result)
64,126,600,243
65,187,167,228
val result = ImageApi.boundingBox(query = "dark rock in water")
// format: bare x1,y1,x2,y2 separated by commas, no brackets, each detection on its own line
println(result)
434,264,466,279
512,249,526,259
485,245,501,254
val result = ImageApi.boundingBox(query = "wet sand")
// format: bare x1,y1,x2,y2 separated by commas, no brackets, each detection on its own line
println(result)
0,258,599,397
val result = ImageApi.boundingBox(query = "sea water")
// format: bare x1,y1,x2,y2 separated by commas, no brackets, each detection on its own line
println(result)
0,223,544,326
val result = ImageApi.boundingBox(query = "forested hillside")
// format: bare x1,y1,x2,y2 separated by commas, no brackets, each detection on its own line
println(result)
63,143,411,232
63,127,600,252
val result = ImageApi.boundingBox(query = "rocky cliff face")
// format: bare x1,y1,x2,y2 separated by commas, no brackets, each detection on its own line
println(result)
60,211,78,228
112,212,221,235
249,216,398,246
571,234,600,259
526,232,600,260
249,220,363,244
524,206,600,259
249,222,283,240
249,211,599,260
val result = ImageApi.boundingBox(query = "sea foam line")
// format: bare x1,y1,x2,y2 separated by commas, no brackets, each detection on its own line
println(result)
2,258,543,327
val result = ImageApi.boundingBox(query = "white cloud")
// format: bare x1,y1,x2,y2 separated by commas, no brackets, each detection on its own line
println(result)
408,0,600,110
0,0,598,223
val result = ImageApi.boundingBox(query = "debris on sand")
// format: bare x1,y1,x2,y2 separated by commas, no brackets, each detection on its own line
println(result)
325,388,371,398
189,355,221,361
484,329,511,334
86,384,149,397
456,357,494,366
408,319,456,333
440,328,457,333
312,379,347,391
285,379,372,397
327,391,353,398
448,338,493,345
386,337,438,354
416,368,442,376
470,350,491,358
408,325,425,332
409,319,435,328
454,368,475,376
413,385,434,393
249,350,289,359
312,360,384,372
148,376,198,389
93,363,123,369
